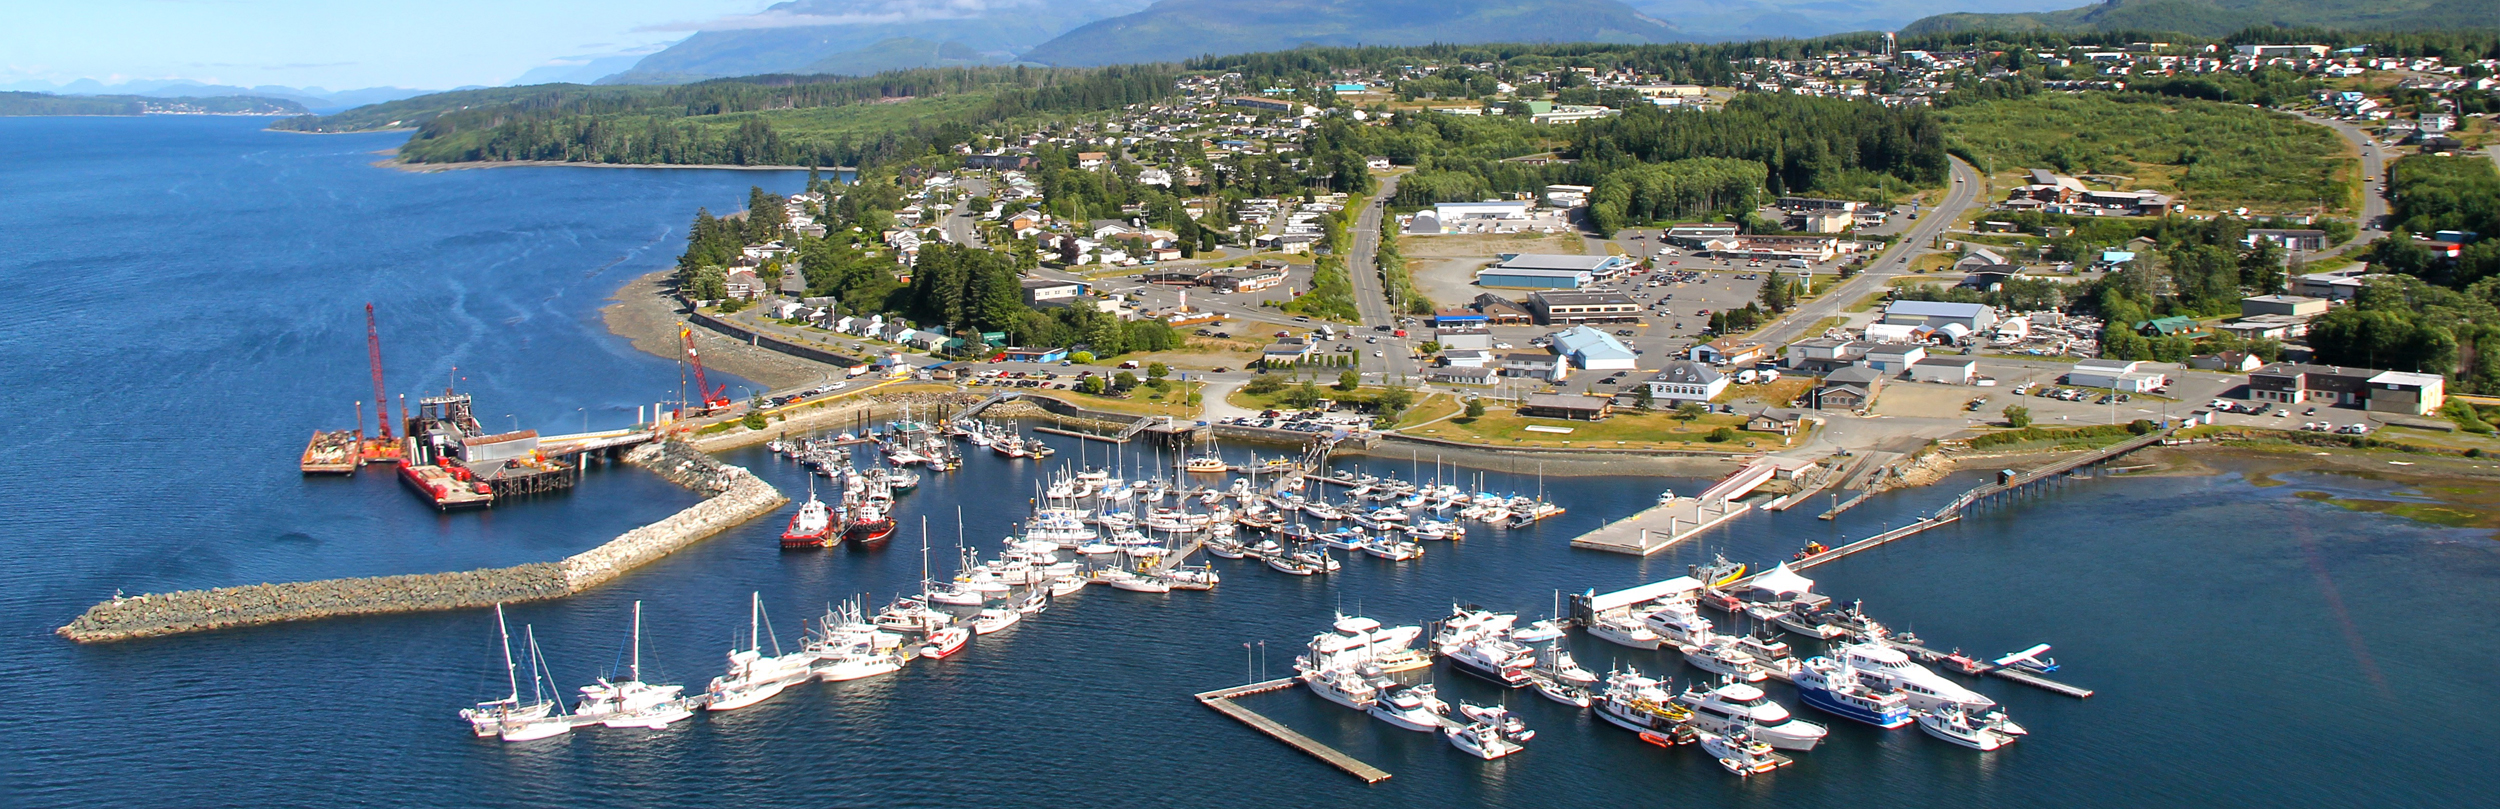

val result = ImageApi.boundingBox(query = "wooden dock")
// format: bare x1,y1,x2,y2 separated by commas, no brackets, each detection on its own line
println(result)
1568,496,1752,556
1032,426,1125,443
1194,678,1392,784
1892,642,2095,698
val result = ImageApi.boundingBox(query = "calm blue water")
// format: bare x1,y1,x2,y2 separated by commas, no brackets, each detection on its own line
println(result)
6,117,2499,809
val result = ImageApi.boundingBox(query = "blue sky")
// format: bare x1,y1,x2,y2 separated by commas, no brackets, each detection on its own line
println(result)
0,0,778,89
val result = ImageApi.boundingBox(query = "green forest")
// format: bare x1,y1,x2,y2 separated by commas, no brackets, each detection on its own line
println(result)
1936,90,2352,213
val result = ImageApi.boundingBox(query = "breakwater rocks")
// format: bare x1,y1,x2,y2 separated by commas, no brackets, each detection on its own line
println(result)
57,441,786,644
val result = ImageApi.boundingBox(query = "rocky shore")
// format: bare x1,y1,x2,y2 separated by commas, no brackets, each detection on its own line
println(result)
56,440,785,644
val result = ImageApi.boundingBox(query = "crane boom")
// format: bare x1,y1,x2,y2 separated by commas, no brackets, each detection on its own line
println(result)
367,303,393,440
680,327,729,409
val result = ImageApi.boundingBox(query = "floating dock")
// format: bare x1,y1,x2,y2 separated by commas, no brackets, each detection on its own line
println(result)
1568,496,1751,556
1194,678,1391,784
1892,641,2096,699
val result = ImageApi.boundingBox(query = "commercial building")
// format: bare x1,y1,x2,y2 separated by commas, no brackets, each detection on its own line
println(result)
1473,295,1535,325
1690,338,1765,367
1812,366,1885,411
1864,345,1926,375
1499,352,1567,381
1783,338,1866,373
2065,358,2167,392
1208,264,1287,293
1646,360,1727,403
1907,357,1977,384
1881,300,1999,333
1525,290,1640,325
1519,393,1613,420
1475,254,1630,289
1549,325,1639,371
2246,229,2329,252
1001,346,1069,363
1440,348,1493,367
2247,363,2446,415
2241,295,2329,319
1427,366,1498,385
1433,308,1488,328
1435,200,1532,224
1434,327,1494,351
1664,224,1739,248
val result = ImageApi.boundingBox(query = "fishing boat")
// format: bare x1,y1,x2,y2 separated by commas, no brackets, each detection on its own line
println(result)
704,593,816,711
572,602,695,729
1444,720,1525,760
1678,681,1828,751
919,626,972,659
1291,546,1340,573
1367,681,1448,732
1697,727,1793,776
1594,668,1691,737
460,605,559,738
1792,655,1914,729
843,499,897,544
1916,703,2026,751
779,491,836,548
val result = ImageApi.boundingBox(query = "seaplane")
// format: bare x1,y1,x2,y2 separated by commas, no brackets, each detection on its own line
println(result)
1994,644,2058,674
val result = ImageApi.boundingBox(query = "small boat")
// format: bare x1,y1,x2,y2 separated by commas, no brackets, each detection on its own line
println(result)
1316,528,1366,550
704,594,815,712
926,579,988,606
1206,536,1246,559
1917,703,2028,751
1359,537,1426,561
1048,575,1087,597
1184,453,1228,473
1266,554,1318,575
919,626,972,659
1444,721,1525,760
1367,682,1447,732
1509,619,1565,644
1698,727,1793,776
1098,569,1171,593
1458,702,1535,742
971,608,1020,634
1015,590,1050,615
1291,547,1341,573
1530,677,1592,709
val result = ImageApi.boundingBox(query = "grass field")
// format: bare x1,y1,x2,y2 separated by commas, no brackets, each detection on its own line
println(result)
1939,92,2354,214
1406,407,1786,450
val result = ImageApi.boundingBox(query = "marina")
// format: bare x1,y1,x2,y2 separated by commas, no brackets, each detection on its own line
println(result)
1196,679,1394,784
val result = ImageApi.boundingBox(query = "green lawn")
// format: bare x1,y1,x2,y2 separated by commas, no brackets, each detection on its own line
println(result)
1408,407,1785,450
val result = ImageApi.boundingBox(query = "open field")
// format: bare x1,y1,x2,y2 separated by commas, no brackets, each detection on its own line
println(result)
1938,92,2354,215
1404,407,1785,450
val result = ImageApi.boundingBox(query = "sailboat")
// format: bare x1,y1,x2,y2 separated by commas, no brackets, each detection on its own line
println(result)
704,593,816,711
496,626,574,741
572,601,695,729
460,604,558,737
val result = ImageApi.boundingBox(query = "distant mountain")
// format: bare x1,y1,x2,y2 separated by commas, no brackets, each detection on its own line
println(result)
1902,0,2500,37
1019,0,1683,67
1632,0,2076,40
0,91,307,117
508,52,660,87
806,38,1005,76
0,79,435,113
597,0,1147,84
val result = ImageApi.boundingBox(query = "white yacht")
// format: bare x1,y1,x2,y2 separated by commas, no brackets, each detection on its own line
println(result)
1444,635,1535,688
1682,637,1770,683
971,607,1021,634
1433,607,1519,650
704,593,816,712
1641,602,1716,647
1532,644,1598,687
1048,574,1087,597
461,605,558,737
1308,614,1425,662
494,625,574,742
1296,659,1382,711
1594,668,1689,736
1457,702,1535,742
1831,642,2000,712
1697,727,1793,776
1587,614,1663,650
1367,682,1448,732
1024,507,1097,547
926,578,989,606
1735,632,1804,682
808,600,907,683
1677,681,1828,751
1508,619,1565,644
1444,720,1525,760
572,602,695,729
1531,677,1592,709
1359,536,1426,561
1097,568,1170,593
1916,703,2027,751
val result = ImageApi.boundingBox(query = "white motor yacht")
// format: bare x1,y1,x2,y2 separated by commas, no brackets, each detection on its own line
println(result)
1360,536,1426,561
1047,575,1087,597
1594,667,1689,736
1444,720,1525,760
1678,681,1828,751
808,601,907,683
1587,614,1663,650
1831,642,2000,713
1367,682,1448,732
1097,568,1171,593
1296,659,1382,711
1307,614,1425,662
1509,619,1565,644
1682,637,1771,683
1735,632,1804,682
1916,703,2026,751
1444,635,1535,688
1641,602,1716,648
971,608,1021,634
1531,676,1593,709
1698,727,1792,776
1457,703,1535,742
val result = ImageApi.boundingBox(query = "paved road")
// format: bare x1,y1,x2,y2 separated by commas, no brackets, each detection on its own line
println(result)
1749,156,1984,348
1343,174,1419,383
2295,112,2391,259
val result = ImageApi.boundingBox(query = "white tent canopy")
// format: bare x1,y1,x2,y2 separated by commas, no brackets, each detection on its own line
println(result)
1749,563,1816,597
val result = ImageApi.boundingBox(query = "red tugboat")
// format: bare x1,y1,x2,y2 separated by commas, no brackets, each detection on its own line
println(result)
780,492,836,549
842,497,897,544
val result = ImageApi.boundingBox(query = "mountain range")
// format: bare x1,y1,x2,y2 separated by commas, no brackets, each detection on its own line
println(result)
0,79,440,113
1901,0,2500,37
595,0,1150,84
1019,0,1681,66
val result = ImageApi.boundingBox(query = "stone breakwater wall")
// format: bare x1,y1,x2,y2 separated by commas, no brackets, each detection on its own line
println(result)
57,441,785,644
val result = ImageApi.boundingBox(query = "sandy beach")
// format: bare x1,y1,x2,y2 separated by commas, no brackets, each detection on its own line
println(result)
600,268,839,391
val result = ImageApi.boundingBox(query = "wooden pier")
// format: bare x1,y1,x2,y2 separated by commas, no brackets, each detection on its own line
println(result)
1194,678,1391,784
1568,496,1752,556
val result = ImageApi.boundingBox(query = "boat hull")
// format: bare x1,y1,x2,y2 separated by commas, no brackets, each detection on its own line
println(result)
1796,685,1913,729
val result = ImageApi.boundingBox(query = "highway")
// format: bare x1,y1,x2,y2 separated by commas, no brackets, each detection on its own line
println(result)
1751,156,1984,348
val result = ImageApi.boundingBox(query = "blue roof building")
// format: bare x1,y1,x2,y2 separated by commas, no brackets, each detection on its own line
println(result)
1549,325,1639,370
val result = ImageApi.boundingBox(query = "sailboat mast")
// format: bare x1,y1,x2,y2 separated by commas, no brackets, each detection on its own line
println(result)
630,600,644,683
524,625,549,706
496,603,520,703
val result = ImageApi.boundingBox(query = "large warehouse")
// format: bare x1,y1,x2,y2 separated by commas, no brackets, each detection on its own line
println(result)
1474,254,1631,289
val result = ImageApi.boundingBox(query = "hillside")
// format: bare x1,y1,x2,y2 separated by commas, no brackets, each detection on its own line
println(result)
0,92,308,116
1019,0,1682,67
597,0,1148,84
1631,0,2076,40
1902,0,2500,37
805,38,1003,76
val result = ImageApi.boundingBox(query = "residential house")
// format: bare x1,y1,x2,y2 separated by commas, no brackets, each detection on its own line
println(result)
2246,229,2329,252
1472,294,1535,325
2135,316,2201,337
1747,409,1806,437
2188,351,2265,372
1440,348,1493,368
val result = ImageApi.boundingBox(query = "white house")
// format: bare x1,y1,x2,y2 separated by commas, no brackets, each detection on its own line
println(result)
1646,360,1728,403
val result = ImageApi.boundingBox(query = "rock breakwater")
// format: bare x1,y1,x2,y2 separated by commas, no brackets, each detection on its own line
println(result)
57,440,786,643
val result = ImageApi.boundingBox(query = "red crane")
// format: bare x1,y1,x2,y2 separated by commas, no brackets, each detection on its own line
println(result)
680,327,730,410
367,303,393,441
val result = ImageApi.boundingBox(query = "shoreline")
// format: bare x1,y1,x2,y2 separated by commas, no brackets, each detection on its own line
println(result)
599,268,843,391
383,158,844,174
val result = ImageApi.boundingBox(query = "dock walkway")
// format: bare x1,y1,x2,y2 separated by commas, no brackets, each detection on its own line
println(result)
1195,679,1391,783
1568,496,1751,556
1890,641,2096,698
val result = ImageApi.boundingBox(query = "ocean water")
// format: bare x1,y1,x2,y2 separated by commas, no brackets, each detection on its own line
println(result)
5,117,2498,809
